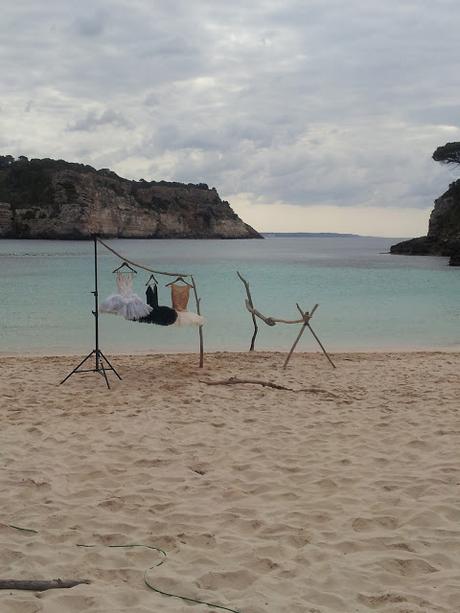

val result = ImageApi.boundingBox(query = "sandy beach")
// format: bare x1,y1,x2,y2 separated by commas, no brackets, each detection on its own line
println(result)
1,351,459,613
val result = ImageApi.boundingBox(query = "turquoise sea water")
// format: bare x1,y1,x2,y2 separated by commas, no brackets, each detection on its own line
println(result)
1,237,459,355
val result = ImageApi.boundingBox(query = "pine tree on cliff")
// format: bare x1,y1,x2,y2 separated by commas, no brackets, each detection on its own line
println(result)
432,142,460,166
390,142,460,264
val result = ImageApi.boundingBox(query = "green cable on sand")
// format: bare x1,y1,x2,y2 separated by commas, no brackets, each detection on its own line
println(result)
7,524,39,534
77,543,241,613
143,565,242,613
8,526,241,612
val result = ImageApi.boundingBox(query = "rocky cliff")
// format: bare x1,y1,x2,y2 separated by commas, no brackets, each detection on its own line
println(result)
0,156,261,239
390,180,460,265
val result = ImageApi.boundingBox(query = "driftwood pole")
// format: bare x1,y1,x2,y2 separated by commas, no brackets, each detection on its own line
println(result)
283,304,335,370
97,238,190,277
292,304,335,369
282,304,314,369
237,272,258,351
283,323,308,369
306,322,336,369
191,275,204,368
236,273,335,369
236,271,336,370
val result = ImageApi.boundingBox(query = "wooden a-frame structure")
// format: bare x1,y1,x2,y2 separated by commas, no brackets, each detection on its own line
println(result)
237,272,335,369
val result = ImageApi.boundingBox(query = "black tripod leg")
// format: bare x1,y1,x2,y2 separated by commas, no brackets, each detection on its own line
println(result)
99,361,111,389
60,351,95,385
99,351,122,380
60,238,123,389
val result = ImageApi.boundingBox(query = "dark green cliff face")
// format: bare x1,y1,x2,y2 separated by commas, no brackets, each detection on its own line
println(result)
390,180,460,265
0,156,262,239
391,141,460,265
427,180,460,242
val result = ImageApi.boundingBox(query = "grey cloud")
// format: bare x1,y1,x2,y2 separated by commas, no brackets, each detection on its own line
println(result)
67,109,132,132
72,10,107,37
1,0,459,213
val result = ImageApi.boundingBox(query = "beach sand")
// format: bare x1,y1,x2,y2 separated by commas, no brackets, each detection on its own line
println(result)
1,351,459,613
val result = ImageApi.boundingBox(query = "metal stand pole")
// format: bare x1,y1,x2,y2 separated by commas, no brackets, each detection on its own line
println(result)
60,236,122,388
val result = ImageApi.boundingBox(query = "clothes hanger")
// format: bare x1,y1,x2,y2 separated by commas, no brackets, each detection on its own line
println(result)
165,276,193,288
112,261,137,274
145,273,159,286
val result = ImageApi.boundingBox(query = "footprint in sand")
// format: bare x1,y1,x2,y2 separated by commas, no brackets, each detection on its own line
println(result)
0,601,44,613
357,592,407,607
196,569,257,590
352,516,398,532
379,557,439,576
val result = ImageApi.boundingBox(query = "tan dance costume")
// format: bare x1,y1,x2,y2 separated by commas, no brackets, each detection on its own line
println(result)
171,283,190,311
169,282,205,326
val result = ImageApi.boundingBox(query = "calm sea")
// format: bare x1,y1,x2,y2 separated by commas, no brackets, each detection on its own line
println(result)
1,237,459,355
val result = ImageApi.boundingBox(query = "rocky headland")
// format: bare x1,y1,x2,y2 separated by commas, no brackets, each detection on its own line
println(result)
0,155,261,239
391,144,460,265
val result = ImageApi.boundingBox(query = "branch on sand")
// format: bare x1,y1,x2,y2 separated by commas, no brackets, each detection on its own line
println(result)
201,376,338,397
0,579,91,591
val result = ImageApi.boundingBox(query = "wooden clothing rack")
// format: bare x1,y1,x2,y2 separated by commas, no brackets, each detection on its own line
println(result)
97,237,204,370
237,272,335,369
60,236,204,389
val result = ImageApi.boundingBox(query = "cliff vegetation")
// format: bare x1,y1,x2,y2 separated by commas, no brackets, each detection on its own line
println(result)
0,155,261,239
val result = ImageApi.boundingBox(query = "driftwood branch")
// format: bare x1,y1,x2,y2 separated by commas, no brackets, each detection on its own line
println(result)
283,321,309,369
236,273,335,370
296,303,318,320
202,376,296,390
237,272,259,350
244,300,278,325
0,579,91,591
243,295,320,327
201,377,339,396
97,238,190,278
306,323,336,369
244,299,306,325
191,275,204,368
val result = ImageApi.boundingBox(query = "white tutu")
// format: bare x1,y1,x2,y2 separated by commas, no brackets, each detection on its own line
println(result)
123,296,152,320
99,272,152,321
100,294,152,320
174,311,205,327
99,293,126,316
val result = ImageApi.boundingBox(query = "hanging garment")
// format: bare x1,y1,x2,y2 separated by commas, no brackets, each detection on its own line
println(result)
138,285,178,326
174,311,205,327
169,282,204,327
147,284,158,307
100,272,152,321
171,283,190,311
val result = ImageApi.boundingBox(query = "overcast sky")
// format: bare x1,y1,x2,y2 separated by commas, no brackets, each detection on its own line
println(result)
1,0,460,236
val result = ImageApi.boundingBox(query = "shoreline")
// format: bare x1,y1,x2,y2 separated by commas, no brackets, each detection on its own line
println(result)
1,346,460,359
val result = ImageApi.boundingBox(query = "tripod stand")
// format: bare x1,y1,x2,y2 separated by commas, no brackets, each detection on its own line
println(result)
60,236,121,389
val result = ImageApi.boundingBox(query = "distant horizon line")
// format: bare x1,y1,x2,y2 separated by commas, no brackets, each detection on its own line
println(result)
261,231,410,240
